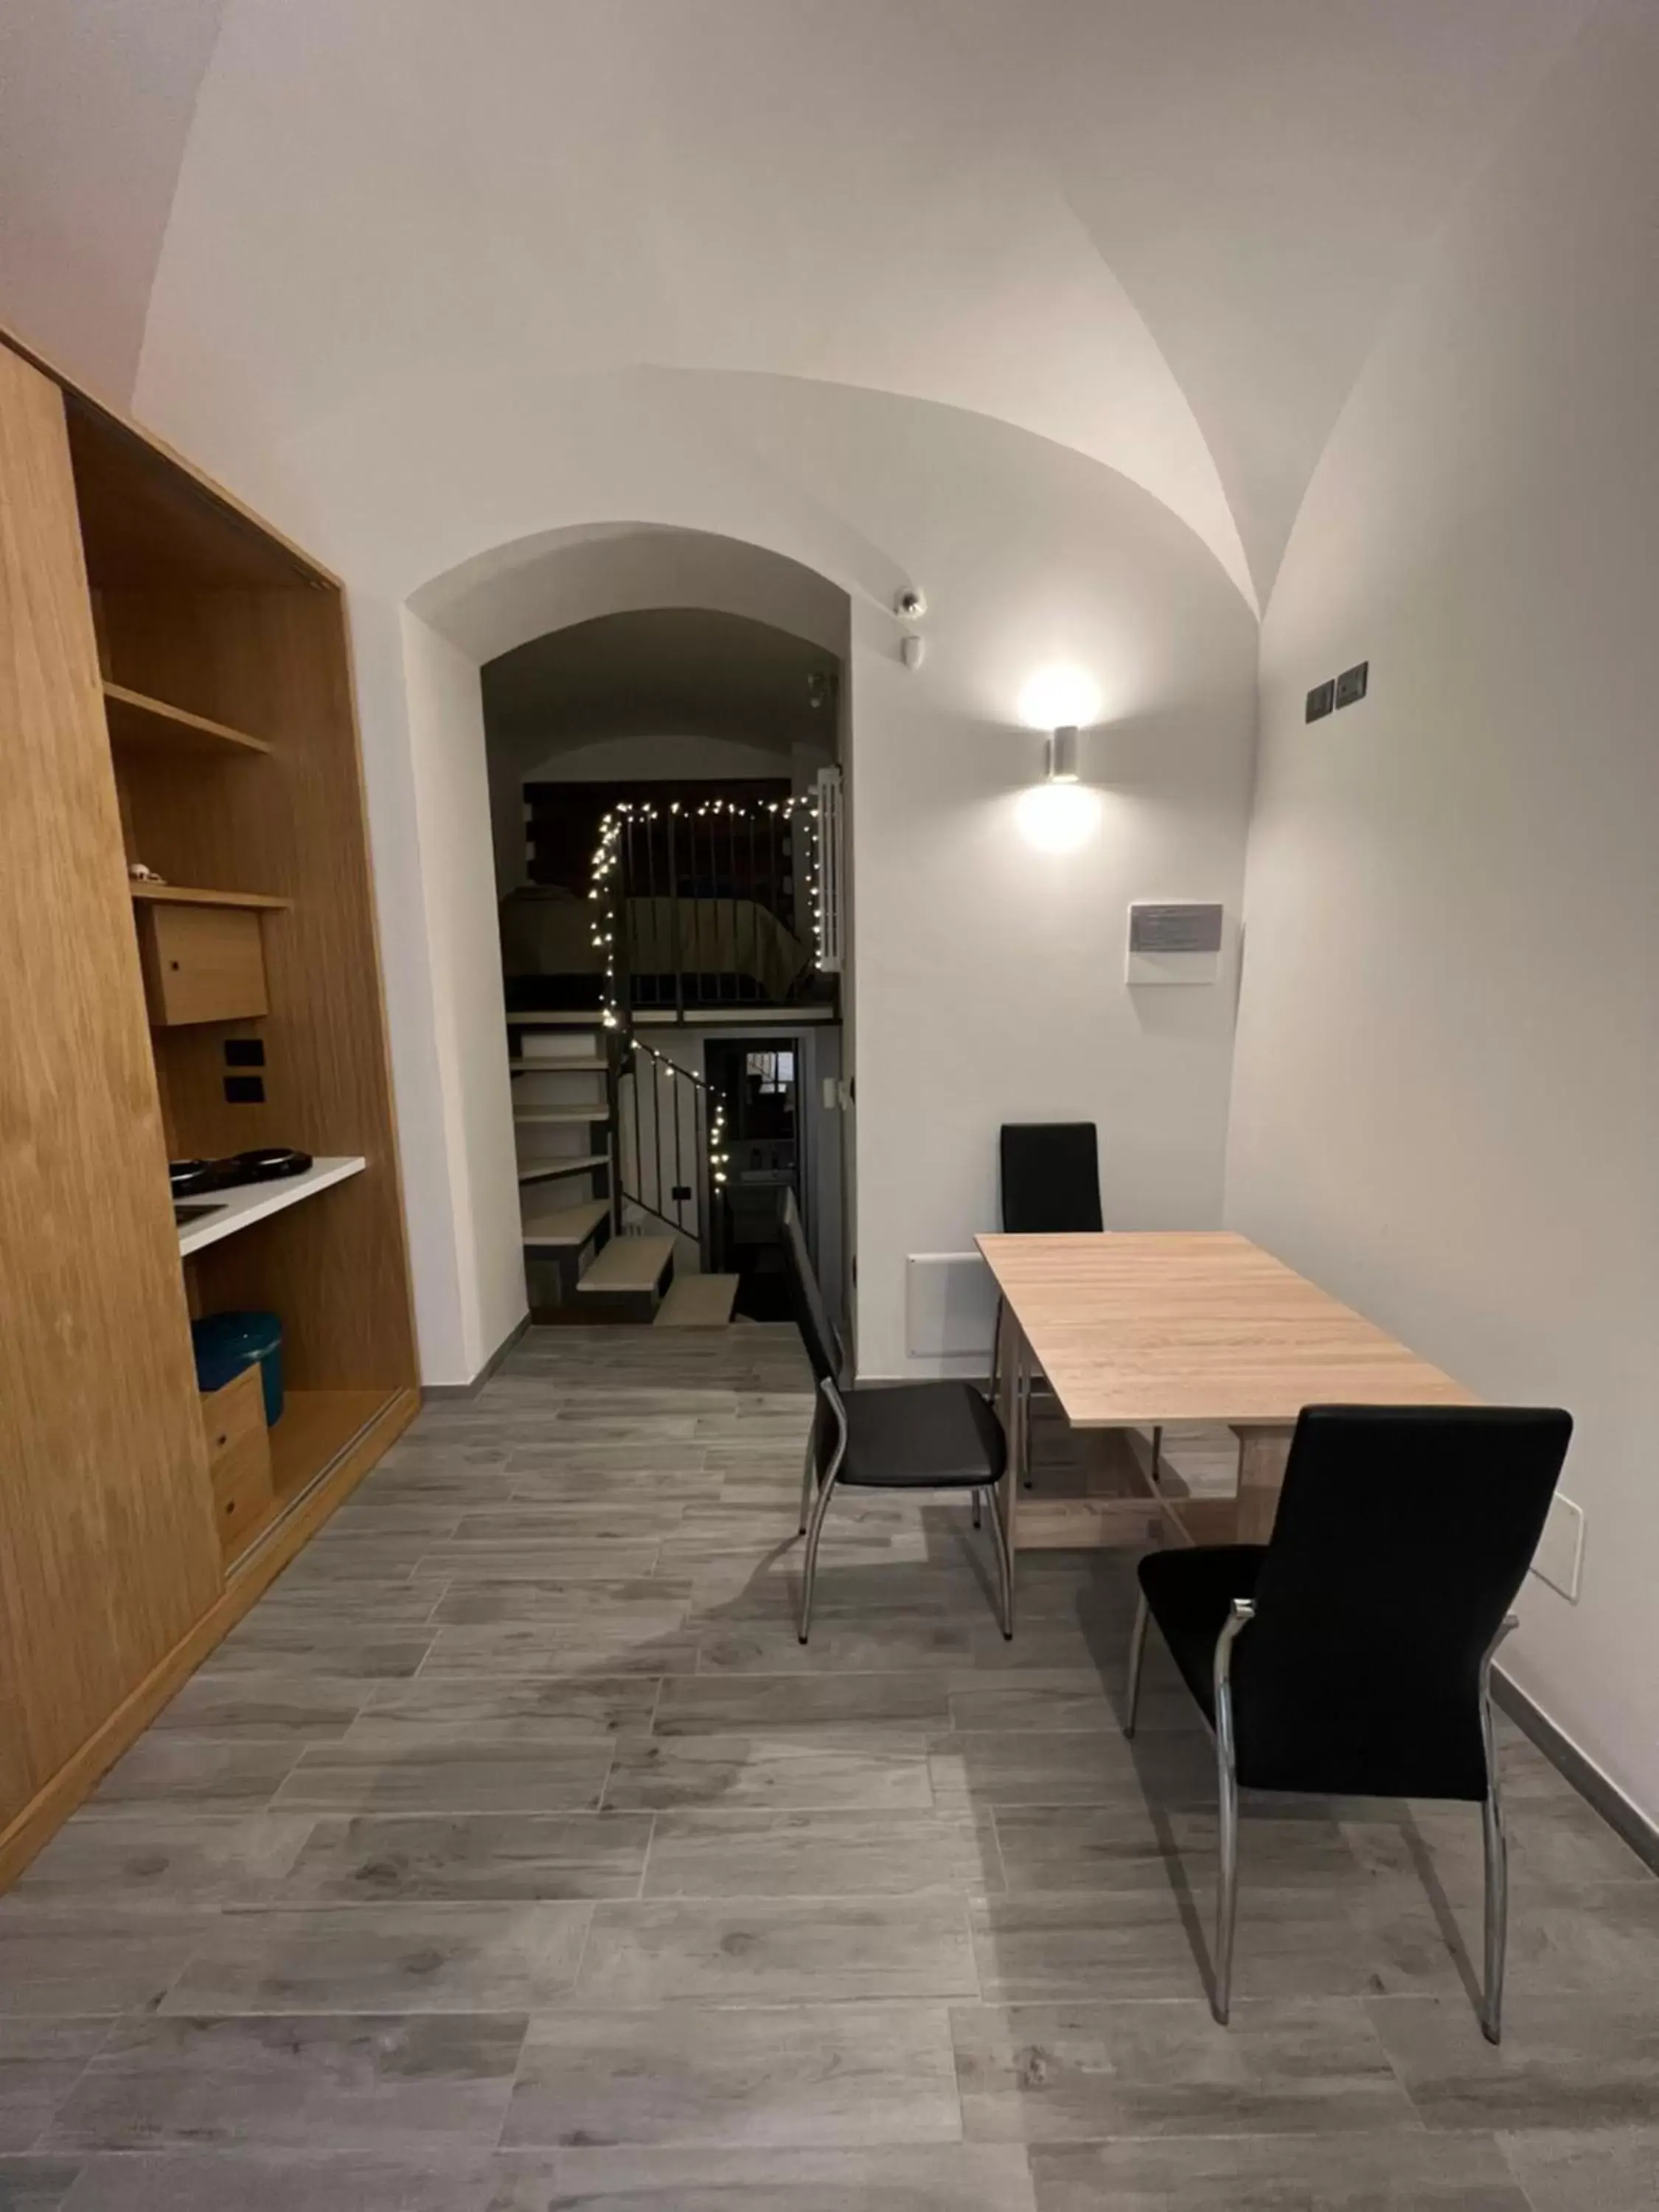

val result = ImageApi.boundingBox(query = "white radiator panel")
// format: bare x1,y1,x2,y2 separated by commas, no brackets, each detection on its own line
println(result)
905,1251,998,1358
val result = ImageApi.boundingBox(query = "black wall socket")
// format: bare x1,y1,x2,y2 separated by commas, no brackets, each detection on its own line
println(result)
1335,661,1369,708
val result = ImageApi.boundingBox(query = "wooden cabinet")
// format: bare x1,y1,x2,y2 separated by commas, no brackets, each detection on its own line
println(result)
0,328,421,1887
137,899,270,1026
201,1366,274,1561
0,345,222,1835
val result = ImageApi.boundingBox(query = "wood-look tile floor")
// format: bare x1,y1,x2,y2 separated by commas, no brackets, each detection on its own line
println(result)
4,1325,1656,2209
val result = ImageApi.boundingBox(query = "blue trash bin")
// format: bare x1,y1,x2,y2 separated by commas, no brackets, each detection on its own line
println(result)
192,1311,285,1426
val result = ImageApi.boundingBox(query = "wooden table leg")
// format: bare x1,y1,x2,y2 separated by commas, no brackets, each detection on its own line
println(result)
1233,1425,1295,1544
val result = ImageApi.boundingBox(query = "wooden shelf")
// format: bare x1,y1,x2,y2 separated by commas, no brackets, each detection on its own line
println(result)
509,1058,608,1072
513,1108,607,1124
518,1154,608,1186
225,1388,400,1568
176,1156,366,1257
103,682,274,761
131,882,291,911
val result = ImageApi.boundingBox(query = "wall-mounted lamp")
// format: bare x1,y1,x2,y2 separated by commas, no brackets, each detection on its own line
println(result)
1045,724,1080,782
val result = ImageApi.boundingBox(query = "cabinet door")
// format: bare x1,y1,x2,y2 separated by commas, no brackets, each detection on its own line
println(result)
0,347,221,1832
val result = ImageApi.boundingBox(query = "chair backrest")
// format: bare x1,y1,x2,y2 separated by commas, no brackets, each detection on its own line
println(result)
779,1187,839,1390
1234,1404,1571,1801
999,1122,1104,1234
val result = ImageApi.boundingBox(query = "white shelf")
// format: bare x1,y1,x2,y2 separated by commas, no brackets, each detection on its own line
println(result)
176,1155,366,1257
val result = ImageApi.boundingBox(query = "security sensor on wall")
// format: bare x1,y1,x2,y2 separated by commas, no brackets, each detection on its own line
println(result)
901,634,925,670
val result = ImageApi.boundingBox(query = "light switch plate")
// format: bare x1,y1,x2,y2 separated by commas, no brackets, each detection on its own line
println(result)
1530,1491,1585,1601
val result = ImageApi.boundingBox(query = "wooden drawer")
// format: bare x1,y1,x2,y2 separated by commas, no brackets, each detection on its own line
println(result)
200,1364,273,1560
137,900,268,1026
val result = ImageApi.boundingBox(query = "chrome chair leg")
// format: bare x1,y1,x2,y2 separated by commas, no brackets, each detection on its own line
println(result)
988,1294,1005,1408
796,1460,840,1643
797,1422,816,1537
797,1381,849,1644
1150,1425,1163,1487
1124,1591,1150,1738
1478,1614,1518,2043
973,1488,982,1531
1211,1598,1255,2025
985,1480,1015,1639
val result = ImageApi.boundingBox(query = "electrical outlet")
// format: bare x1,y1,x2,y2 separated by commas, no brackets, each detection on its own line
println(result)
1530,1491,1585,1601
1335,660,1369,709
1305,680,1335,723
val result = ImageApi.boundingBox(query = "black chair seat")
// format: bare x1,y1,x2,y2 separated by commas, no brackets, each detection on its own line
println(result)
1136,1544,1266,1725
842,1380,1006,1491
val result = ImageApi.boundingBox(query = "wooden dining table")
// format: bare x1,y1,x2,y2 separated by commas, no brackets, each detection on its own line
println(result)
977,1230,1476,1562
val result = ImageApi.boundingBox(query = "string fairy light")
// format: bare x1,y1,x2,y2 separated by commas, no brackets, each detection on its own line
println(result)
584,792,827,1196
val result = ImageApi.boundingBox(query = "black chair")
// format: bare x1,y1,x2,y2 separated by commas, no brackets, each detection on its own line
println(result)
1126,1404,1571,2042
1000,1121,1104,1234
780,1190,1012,1643
991,1123,1148,1482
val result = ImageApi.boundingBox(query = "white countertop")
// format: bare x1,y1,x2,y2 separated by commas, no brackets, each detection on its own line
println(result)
176,1155,366,1256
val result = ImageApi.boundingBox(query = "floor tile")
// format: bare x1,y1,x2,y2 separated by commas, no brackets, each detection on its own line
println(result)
605,1737,931,1813
145,1675,374,1742
272,1740,613,1815
159,1902,589,2014
953,1997,1416,2140
652,1671,951,1743
509,2144,1040,2209
991,1802,1357,1893
419,1627,700,1677
641,1808,1001,1897
9,1815,312,1910
347,1676,661,1745
274,1813,651,1902
1367,1991,1659,2131
1498,2126,1659,2211
575,1898,978,2003
968,1882,1467,2004
0,2024,108,2154
501,2003,959,2148
53,2152,497,2211
81,1739,303,1812
1028,2132,1527,2208
0,2159,80,2211
45,2014,527,2152
0,1911,212,2019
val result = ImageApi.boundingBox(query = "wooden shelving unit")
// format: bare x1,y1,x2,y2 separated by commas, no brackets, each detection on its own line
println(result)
0,326,420,1891
103,681,274,761
131,883,291,911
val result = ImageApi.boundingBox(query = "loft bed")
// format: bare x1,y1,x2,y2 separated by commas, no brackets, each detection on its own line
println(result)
500,883,812,1009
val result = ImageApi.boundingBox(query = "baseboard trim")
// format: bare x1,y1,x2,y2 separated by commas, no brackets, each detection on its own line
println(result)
1495,1668,1659,1877
422,1312,531,1402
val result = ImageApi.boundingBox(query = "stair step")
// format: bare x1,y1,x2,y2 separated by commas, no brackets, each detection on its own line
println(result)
521,1198,610,1252
655,1273,740,1329
510,1058,607,1072
577,1234,675,1296
512,1012,605,1029
513,1107,608,1124
518,1154,608,1186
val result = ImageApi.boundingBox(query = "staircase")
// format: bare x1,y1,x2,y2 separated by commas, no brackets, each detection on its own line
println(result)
510,1012,739,1326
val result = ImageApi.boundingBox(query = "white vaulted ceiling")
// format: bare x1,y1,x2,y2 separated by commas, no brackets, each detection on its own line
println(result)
0,0,1596,608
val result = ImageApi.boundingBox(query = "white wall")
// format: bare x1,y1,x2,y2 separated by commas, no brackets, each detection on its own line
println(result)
1227,0,1659,1823
400,608,527,1380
